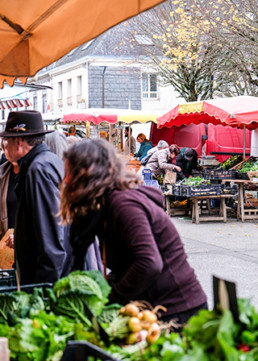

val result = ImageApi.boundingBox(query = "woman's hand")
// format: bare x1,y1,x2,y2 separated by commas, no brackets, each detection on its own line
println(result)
5,234,14,248
174,166,181,172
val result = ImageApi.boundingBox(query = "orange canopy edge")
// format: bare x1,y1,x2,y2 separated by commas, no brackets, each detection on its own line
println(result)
0,0,166,88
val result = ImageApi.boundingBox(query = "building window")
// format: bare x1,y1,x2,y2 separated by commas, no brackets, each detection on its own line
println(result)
67,79,72,97
142,73,157,99
42,93,47,113
33,96,38,110
1,110,4,120
77,75,82,95
58,82,63,99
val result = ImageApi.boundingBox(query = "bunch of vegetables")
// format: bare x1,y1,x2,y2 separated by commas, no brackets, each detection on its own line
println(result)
103,302,165,345
221,155,243,170
181,176,210,186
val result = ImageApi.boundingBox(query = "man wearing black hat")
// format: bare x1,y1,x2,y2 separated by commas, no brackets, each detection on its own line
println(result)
0,110,72,285
175,147,198,180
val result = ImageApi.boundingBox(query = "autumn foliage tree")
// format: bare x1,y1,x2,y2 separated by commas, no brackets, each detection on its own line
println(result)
130,0,258,101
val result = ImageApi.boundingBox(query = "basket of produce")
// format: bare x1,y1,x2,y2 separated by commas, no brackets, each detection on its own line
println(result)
203,168,236,180
233,157,258,180
179,177,220,197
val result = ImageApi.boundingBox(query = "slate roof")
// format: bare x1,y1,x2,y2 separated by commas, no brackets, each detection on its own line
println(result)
40,19,160,73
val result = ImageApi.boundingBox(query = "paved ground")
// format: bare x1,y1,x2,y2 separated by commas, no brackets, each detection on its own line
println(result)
170,216,258,310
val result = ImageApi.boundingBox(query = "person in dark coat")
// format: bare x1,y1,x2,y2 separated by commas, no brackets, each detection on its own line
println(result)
175,147,198,180
59,138,207,326
0,111,72,285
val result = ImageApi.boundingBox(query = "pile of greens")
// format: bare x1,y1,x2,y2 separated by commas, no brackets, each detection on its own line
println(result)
181,176,210,186
221,155,243,170
2,271,258,361
0,270,111,361
239,161,258,174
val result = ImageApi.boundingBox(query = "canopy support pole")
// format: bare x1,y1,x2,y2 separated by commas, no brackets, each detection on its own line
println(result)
243,124,246,159
129,123,131,155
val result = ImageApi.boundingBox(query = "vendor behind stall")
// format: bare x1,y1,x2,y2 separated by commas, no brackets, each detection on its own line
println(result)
134,133,152,161
176,147,198,180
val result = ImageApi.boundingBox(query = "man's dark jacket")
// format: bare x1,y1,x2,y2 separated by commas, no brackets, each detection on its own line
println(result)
15,144,72,285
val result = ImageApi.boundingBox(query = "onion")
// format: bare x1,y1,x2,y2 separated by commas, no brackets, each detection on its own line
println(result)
146,323,161,344
141,310,157,323
124,303,140,317
128,317,142,332
126,332,141,345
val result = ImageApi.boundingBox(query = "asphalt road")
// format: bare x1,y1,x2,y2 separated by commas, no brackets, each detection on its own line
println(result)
171,216,258,310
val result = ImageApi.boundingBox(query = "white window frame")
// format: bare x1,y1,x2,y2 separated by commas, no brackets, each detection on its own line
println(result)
142,73,158,99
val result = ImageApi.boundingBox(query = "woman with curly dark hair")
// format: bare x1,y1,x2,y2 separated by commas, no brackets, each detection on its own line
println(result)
60,139,207,326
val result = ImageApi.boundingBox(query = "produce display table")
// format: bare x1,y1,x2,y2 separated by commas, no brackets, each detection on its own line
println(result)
221,179,258,222
191,194,235,224
164,194,191,217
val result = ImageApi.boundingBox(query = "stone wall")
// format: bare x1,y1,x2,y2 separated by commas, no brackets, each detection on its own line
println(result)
88,66,141,109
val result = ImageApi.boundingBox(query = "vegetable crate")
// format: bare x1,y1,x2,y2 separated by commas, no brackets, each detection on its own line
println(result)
61,340,118,361
181,184,221,197
203,169,236,180
235,171,250,180
0,269,16,288
220,184,238,195
172,184,182,196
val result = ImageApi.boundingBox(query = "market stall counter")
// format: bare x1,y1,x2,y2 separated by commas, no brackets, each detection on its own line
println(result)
191,194,235,224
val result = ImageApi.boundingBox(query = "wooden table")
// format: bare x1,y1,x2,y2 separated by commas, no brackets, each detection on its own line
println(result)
191,194,235,224
221,179,258,222
164,194,191,217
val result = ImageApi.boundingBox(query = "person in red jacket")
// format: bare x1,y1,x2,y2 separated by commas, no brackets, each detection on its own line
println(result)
59,138,207,328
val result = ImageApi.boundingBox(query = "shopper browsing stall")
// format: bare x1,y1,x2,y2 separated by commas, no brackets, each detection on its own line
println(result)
59,139,207,326
143,144,181,179
175,147,198,180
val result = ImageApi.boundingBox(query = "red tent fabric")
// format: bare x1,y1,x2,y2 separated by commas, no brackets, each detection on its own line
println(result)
63,113,117,125
157,96,258,130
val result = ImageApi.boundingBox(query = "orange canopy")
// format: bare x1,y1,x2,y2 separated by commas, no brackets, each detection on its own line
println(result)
157,96,258,130
0,0,165,87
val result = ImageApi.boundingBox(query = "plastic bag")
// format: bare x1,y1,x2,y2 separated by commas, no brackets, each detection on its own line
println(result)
163,169,177,184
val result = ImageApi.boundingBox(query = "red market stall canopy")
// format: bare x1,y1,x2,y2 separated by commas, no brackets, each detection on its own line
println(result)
0,0,165,88
62,109,160,125
157,96,258,131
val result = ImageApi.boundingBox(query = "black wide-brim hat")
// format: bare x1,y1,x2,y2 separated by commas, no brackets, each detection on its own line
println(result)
0,110,54,137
